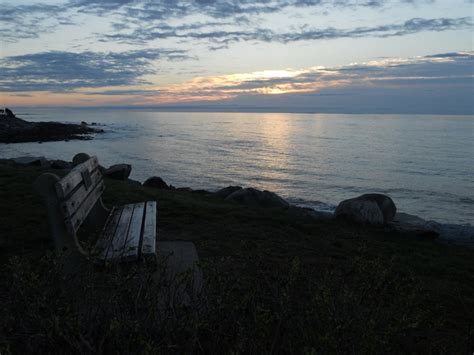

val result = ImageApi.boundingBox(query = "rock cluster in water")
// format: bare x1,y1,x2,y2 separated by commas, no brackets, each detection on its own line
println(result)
0,108,103,143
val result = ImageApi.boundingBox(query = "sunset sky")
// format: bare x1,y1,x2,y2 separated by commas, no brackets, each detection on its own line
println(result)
1,0,473,113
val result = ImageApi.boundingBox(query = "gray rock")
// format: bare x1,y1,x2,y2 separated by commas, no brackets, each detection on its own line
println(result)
50,159,72,170
104,164,132,180
335,194,396,224
12,156,50,168
361,194,397,222
335,199,385,225
225,187,289,209
214,186,242,199
72,153,91,166
143,176,169,189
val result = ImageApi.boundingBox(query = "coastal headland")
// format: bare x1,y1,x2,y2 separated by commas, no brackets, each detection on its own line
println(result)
0,108,103,143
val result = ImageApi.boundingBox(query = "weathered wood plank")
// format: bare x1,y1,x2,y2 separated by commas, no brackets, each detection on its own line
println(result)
141,201,156,256
105,204,134,261
60,170,103,218
55,156,99,198
121,203,145,262
95,207,122,259
64,181,104,234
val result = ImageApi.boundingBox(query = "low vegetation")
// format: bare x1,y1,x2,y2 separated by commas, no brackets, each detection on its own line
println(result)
0,164,473,353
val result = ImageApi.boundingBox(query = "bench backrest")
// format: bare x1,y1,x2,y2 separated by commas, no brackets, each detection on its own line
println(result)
55,156,104,234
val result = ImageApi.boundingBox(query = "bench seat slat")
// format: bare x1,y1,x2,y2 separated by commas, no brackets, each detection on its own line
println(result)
121,202,145,262
104,204,134,261
95,206,123,258
141,201,157,256
95,202,156,263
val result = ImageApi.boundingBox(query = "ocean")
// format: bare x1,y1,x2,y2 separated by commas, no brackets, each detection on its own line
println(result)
1,108,473,227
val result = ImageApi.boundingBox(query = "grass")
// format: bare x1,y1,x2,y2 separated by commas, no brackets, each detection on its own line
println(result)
0,163,473,353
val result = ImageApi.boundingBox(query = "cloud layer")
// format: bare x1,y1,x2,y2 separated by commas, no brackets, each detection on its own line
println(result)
3,50,472,113
0,49,188,92
1,0,470,47
101,17,471,48
1,1,472,113
0,3,72,41
141,51,474,102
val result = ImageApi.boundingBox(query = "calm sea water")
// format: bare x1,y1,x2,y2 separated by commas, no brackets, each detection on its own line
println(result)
1,108,473,225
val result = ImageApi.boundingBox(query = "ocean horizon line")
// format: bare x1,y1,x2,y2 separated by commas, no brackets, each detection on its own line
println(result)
8,105,474,116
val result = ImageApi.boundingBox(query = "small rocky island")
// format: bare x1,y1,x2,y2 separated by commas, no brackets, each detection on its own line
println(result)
0,108,103,143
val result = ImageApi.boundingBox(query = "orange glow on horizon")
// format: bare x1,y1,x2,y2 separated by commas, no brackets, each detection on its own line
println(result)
0,67,331,106
2,54,461,107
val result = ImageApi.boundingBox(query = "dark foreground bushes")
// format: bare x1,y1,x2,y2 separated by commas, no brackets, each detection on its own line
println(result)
1,251,470,354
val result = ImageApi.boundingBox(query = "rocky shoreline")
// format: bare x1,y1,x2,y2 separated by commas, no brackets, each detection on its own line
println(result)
2,153,472,248
0,108,103,143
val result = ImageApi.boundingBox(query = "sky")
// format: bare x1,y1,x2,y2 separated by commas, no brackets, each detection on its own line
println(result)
0,0,473,113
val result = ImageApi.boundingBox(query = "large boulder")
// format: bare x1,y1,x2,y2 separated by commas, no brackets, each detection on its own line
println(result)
335,199,384,225
143,176,169,189
103,164,132,180
225,187,289,209
214,186,242,199
335,194,396,225
362,194,397,222
72,153,91,166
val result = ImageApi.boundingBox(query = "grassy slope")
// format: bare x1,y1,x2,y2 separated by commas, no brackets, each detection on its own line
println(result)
1,163,473,352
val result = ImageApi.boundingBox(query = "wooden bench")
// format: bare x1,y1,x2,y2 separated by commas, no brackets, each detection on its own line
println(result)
34,153,156,267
